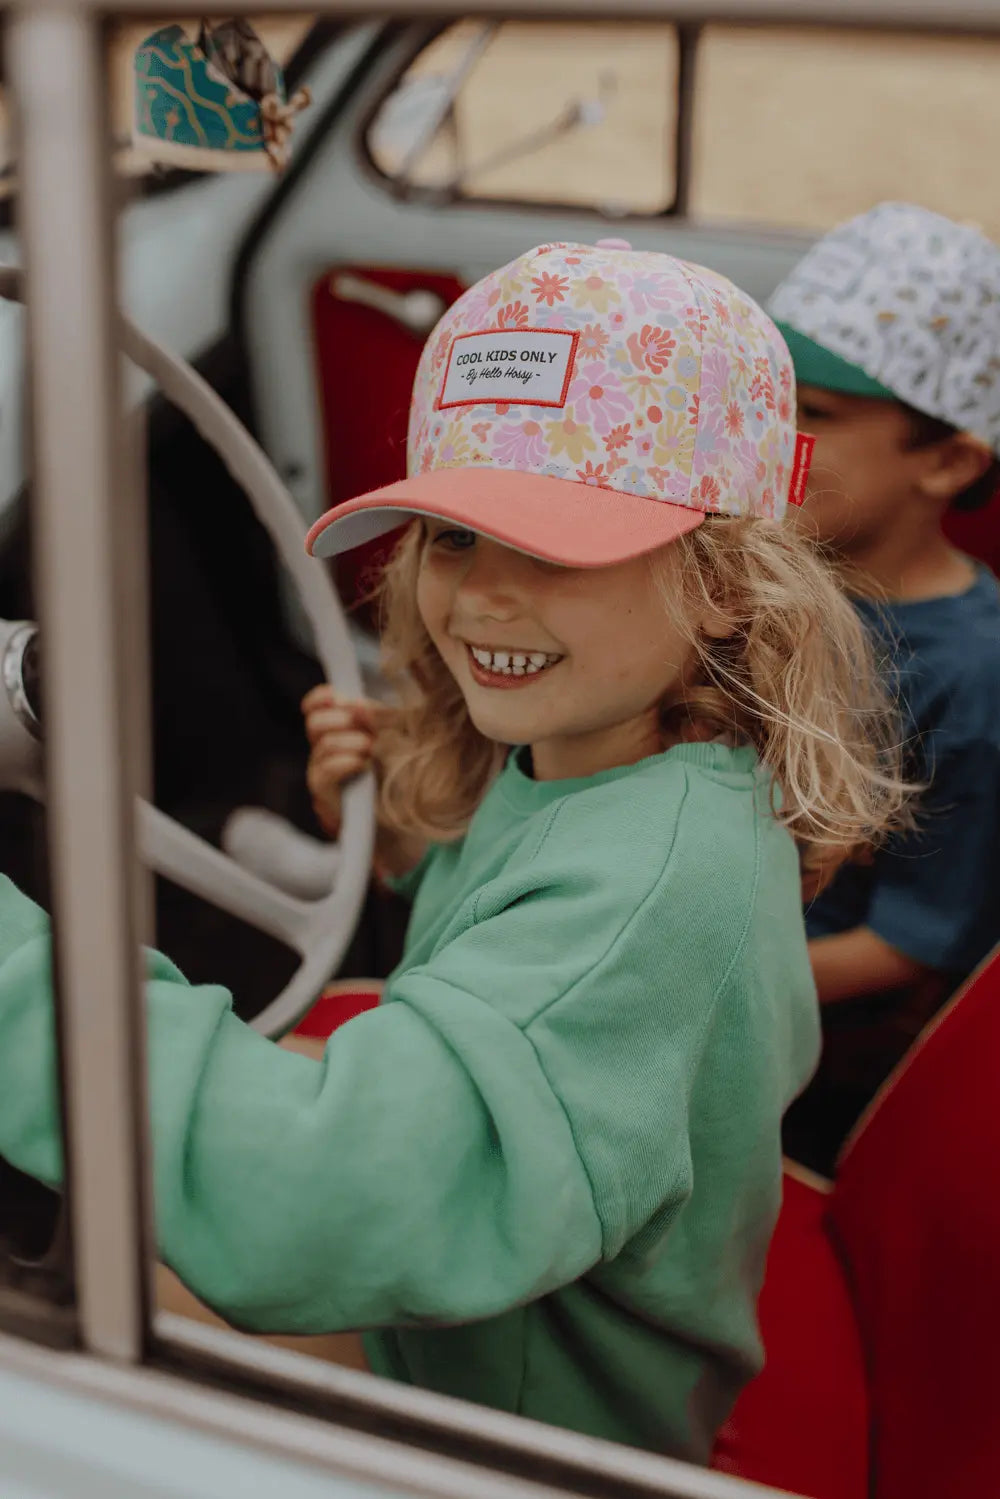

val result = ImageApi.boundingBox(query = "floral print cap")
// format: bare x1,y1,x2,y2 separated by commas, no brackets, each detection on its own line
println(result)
768,202,1000,454
307,242,810,568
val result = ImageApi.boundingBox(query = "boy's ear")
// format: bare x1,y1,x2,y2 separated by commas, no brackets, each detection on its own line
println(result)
916,432,994,504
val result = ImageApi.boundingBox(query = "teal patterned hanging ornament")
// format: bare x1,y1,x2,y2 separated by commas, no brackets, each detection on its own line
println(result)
133,18,311,174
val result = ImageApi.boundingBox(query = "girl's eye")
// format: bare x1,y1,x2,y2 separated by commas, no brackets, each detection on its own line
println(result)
798,403,830,423
430,527,477,552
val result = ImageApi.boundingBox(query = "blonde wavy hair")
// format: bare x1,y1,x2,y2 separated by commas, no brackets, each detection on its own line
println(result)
375,518,912,884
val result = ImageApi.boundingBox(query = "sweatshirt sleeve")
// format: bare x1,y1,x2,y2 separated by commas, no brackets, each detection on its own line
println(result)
0,767,750,1338
0,874,605,1334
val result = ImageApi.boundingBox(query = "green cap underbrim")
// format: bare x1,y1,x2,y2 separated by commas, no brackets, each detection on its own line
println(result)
775,322,898,401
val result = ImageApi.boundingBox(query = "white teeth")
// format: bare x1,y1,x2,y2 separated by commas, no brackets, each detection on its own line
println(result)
468,644,561,677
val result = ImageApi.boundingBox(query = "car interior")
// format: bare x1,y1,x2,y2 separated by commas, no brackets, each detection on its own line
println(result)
0,8,998,1499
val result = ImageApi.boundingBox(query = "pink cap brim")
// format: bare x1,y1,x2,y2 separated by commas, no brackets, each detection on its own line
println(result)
306,468,704,568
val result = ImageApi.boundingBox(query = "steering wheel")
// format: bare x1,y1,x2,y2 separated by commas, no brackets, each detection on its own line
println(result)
0,266,376,1039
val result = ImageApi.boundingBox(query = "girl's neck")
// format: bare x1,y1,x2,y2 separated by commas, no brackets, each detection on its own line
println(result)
526,709,724,782
530,710,664,783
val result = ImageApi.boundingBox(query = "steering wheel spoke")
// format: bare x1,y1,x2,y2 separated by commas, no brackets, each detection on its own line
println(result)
137,803,314,951
0,264,378,1039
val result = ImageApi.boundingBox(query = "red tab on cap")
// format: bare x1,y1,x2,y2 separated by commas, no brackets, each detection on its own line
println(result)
787,431,815,508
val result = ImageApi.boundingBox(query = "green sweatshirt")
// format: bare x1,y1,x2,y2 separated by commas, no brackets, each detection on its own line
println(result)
0,741,818,1460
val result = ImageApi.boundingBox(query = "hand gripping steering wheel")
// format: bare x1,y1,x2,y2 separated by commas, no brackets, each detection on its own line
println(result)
0,266,376,1039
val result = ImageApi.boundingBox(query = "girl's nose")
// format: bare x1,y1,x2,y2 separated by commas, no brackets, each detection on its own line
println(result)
455,539,527,618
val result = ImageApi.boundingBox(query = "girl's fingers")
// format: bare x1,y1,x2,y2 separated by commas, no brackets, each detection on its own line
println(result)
303,684,388,720
326,698,394,736
302,686,384,838
304,706,363,743
307,746,373,781
304,696,394,742
310,729,375,761
301,683,337,714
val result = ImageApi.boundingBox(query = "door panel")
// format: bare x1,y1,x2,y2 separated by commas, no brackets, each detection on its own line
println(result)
312,264,466,611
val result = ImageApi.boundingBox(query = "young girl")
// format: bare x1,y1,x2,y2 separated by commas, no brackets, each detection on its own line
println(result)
0,242,906,1464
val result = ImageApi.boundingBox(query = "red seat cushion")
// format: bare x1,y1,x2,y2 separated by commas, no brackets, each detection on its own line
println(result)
712,1169,868,1499
292,982,382,1039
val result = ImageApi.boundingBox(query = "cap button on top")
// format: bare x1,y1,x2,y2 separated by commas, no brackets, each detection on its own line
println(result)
595,237,632,251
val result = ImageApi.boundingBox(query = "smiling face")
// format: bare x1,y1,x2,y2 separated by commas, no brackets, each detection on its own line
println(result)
415,522,700,781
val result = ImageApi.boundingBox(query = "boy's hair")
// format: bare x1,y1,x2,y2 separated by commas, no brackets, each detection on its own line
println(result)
900,402,1000,513
375,520,911,883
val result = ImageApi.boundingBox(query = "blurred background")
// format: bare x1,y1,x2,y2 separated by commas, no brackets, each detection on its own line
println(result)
372,19,1000,235
0,17,996,235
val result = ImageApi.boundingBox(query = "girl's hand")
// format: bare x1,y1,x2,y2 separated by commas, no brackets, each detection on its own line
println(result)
302,685,392,840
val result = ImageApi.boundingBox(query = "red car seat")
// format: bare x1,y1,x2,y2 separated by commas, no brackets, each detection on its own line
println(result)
298,956,1000,1496
711,1162,869,1499
715,943,1000,1498
292,978,383,1039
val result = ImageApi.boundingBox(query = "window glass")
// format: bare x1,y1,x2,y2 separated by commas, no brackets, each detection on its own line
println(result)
693,26,1000,239
369,20,679,216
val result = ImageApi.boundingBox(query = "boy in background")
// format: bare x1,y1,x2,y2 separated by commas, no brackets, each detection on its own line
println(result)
769,202,1000,1169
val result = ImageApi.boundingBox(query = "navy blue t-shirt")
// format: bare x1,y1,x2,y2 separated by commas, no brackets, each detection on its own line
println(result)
806,567,1000,980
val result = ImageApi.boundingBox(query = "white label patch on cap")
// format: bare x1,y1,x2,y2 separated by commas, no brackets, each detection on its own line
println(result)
438,328,579,410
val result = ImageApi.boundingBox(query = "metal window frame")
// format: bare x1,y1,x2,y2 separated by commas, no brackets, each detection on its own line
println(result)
359,16,688,220
8,0,1000,21
5,0,999,1495
7,3,153,1367
3,1324,801,1499
356,5,1000,226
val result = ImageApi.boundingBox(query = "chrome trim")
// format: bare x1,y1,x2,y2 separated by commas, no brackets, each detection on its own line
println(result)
7,6,153,1362
156,1314,794,1498
1,1329,799,1499
1,622,42,740
331,271,448,336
